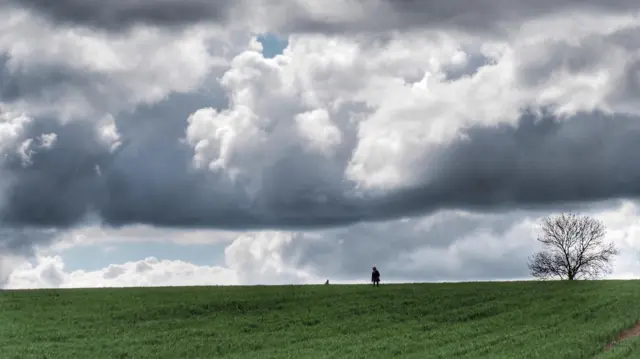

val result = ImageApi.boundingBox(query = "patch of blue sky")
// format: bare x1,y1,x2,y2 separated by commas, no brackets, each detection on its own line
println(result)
256,33,289,58
58,241,227,272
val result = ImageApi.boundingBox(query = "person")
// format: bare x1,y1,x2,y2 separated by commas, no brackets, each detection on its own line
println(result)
371,266,381,287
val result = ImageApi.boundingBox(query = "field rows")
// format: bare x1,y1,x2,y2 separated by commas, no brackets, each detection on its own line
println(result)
1,281,640,358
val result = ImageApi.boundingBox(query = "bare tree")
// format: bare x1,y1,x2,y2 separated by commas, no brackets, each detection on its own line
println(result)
527,213,619,280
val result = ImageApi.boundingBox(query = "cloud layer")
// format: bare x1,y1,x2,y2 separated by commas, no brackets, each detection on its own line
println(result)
8,0,639,35
6,0,239,31
0,0,639,284
2,14,640,231
6,200,640,289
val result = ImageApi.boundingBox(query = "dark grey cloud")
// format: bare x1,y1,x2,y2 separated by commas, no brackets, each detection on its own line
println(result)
0,228,57,255
0,55,97,103
278,0,639,36
5,0,238,32
0,227,59,286
0,89,235,229
2,106,640,235
516,27,640,89
379,110,640,218
0,52,149,120
1,118,114,227
5,0,638,34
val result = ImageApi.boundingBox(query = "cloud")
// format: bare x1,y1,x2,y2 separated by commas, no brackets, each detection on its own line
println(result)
254,0,639,38
267,210,539,282
0,0,639,277
0,116,117,227
5,255,241,289
47,225,238,251
3,0,242,32
0,7,238,120
5,233,323,288
7,0,639,37
181,22,640,225
0,228,58,285
387,111,640,214
1,15,640,231
5,200,640,289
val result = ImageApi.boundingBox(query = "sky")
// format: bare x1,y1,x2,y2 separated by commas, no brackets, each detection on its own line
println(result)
1,0,640,289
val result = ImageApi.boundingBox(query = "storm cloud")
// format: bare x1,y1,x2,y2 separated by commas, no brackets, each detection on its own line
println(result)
384,111,640,214
0,0,639,277
3,0,240,31
2,106,640,232
6,0,639,35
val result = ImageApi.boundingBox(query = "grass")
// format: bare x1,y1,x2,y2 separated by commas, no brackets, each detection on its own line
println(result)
1,280,640,358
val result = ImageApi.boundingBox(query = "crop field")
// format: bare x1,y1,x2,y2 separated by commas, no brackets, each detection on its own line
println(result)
2,280,640,358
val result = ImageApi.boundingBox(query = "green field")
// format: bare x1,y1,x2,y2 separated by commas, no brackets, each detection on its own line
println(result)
2,280,640,358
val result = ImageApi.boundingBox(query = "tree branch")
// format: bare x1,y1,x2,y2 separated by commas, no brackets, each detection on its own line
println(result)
529,213,618,281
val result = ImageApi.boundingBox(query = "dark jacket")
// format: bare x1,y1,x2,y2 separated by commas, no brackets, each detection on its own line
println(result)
372,269,380,282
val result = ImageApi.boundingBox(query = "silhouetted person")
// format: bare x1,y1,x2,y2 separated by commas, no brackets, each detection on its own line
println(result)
371,266,380,287
325,279,329,285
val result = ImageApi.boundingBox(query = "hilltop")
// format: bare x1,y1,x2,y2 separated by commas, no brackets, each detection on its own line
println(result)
2,280,640,358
